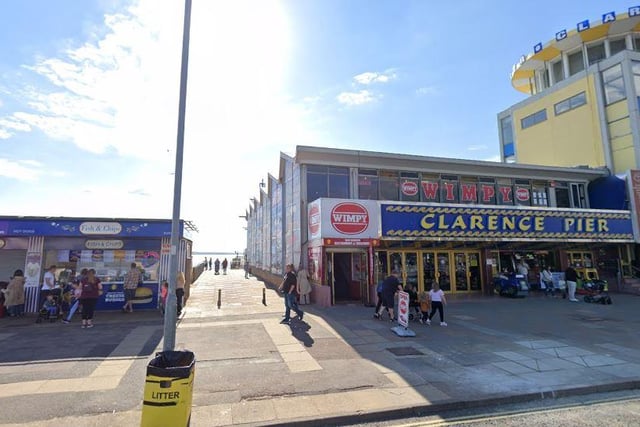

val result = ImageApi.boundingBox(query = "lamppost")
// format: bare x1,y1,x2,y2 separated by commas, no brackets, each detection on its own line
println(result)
164,0,192,352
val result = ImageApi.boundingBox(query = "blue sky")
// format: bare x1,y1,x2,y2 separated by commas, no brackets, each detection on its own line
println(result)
0,0,634,251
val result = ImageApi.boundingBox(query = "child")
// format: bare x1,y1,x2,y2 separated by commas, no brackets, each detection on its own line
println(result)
160,281,169,315
42,294,58,318
418,289,431,324
425,282,447,326
62,281,83,324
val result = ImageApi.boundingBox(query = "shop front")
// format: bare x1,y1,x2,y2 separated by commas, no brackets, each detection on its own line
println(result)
0,217,192,312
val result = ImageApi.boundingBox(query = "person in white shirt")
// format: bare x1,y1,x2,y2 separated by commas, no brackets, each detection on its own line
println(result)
425,282,447,326
540,266,554,296
40,265,57,306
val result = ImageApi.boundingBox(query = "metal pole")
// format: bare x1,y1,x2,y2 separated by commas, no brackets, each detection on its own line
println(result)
164,0,192,352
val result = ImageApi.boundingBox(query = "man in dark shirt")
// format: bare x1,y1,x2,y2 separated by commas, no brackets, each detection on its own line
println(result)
375,270,402,321
565,264,578,302
278,264,303,324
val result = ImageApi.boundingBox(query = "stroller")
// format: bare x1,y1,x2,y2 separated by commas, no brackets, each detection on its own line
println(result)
405,287,421,322
580,279,612,304
36,294,62,323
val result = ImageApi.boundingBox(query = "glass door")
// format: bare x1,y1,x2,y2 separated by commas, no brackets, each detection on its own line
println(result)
422,252,436,291
389,251,419,290
436,253,451,291
468,252,482,291
454,252,469,291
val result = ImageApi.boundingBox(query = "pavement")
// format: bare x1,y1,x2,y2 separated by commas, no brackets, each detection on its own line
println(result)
1,270,640,426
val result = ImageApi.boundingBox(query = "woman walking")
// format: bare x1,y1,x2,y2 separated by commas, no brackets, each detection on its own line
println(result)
4,269,26,317
425,282,447,326
79,269,102,328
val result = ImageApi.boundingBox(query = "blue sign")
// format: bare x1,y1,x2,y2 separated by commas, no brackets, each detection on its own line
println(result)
0,218,181,238
381,204,634,241
96,282,159,311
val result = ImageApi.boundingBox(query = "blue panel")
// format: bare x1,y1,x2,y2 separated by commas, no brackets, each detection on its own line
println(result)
0,219,176,237
503,143,515,157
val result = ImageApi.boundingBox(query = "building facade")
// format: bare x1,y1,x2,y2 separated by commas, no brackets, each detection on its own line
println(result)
501,7,640,174
245,146,634,306
0,217,193,312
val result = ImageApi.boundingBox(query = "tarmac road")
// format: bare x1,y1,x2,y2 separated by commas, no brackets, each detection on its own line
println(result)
1,270,639,426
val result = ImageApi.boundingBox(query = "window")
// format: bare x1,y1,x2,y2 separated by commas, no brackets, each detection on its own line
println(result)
400,172,420,202
521,109,547,129
379,170,399,201
603,64,625,105
586,43,605,65
554,92,587,115
555,187,571,208
633,62,640,110
609,38,626,56
532,182,548,206
568,50,585,75
358,169,379,200
635,36,640,52
571,183,587,208
552,60,564,83
306,165,349,202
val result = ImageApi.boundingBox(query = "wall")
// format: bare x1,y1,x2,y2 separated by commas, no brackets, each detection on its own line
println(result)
513,75,606,168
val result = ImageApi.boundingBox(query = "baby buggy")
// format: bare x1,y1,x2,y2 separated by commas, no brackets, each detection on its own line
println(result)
36,295,62,323
580,279,612,304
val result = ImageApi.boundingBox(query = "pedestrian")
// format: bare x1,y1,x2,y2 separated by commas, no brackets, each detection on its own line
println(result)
374,269,402,321
4,269,26,317
425,281,447,326
373,280,386,319
40,265,57,306
214,258,220,275
160,281,169,315
222,258,228,275
565,263,579,302
541,266,554,296
203,257,208,271
244,259,250,279
79,269,102,328
122,263,141,313
62,271,85,324
176,271,185,316
297,263,312,305
278,264,303,324
208,258,212,271
517,259,530,283
418,289,431,324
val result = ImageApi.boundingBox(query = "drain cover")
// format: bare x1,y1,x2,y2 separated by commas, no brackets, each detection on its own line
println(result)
387,347,424,356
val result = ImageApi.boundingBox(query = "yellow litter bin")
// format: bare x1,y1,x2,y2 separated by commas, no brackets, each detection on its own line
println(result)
141,350,195,427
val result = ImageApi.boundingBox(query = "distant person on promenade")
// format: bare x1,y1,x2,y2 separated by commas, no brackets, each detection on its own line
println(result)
79,269,102,329
208,258,212,271
176,271,185,316
222,258,228,275
122,263,141,313
203,257,208,270
278,264,303,324
4,269,25,317
244,259,250,279
214,258,220,275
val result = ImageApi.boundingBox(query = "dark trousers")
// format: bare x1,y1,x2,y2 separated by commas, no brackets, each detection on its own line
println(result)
428,301,444,322
81,298,97,320
176,288,185,314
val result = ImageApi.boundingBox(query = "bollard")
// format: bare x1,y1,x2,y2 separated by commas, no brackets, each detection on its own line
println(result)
262,288,266,306
217,289,221,309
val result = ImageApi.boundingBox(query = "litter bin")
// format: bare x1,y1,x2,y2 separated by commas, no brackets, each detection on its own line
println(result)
141,350,195,427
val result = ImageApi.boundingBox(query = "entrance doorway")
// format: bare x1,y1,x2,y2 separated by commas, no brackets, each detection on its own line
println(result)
326,250,368,304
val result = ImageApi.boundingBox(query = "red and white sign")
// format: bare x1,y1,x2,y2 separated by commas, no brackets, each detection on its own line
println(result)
308,199,379,240
401,181,418,197
397,291,409,327
516,188,530,202
308,204,321,237
330,202,369,235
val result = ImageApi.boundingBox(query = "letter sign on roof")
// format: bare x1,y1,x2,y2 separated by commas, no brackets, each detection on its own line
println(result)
602,12,616,24
577,20,590,32
556,29,567,41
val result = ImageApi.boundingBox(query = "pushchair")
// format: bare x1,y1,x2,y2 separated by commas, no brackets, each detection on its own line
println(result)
36,295,62,323
580,279,612,304
405,287,421,322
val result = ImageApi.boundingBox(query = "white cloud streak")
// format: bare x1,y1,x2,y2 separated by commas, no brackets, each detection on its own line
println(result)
337,90,377,106
0,158,44,181
353,70,396,85
416,86,438,96
468,144,487,151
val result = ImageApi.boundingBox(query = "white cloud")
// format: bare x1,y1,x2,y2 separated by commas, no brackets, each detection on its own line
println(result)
0,158,43,181
0,129,10,139
468,144,487,151
416,86,438,96
337,90,377,106
353,70,396,85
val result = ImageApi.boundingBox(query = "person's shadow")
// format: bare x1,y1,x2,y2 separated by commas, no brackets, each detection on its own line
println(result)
288,320,314,348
